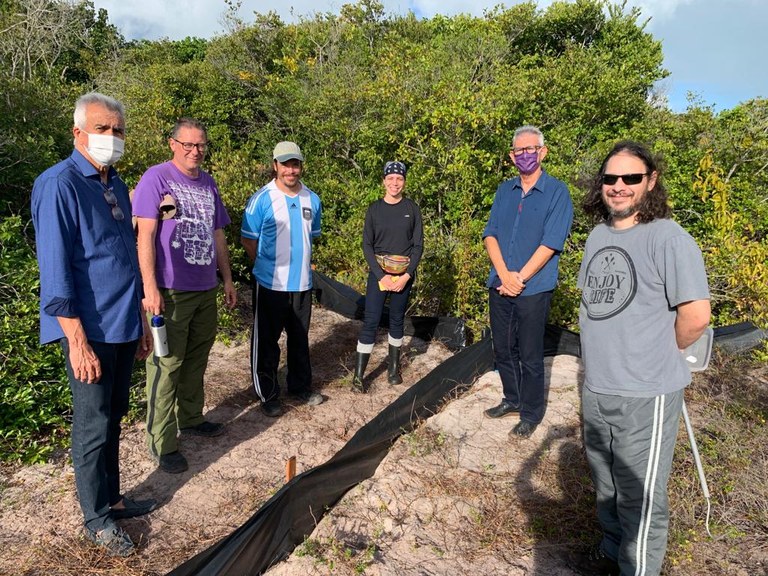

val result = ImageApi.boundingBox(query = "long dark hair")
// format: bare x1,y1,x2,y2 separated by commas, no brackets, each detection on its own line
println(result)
583,140,671,224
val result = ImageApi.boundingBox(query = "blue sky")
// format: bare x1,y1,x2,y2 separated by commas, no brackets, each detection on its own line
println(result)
91,0,767,113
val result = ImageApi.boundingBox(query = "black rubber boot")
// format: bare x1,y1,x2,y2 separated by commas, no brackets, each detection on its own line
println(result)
387,344,402,385
353,352,370,392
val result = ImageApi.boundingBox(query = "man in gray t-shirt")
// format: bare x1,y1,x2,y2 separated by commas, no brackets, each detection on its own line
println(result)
568,141,710,576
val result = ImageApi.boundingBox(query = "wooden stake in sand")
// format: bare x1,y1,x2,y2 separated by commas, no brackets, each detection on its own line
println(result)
285,456,296,482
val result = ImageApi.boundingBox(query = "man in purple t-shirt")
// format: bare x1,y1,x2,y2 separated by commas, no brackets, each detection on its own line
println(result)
132,118,236,474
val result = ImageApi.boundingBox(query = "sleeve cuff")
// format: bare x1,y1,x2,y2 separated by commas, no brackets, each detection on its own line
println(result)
43,297,77,318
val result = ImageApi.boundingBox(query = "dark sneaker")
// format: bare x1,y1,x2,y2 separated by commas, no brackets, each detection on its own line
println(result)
111,495,158,519
157,451,188,474
484,401,520,419
567,544,620,576
85,522,135,557
262,399,283,418
510,420,538,438
180,420,225,437
291,390,324,406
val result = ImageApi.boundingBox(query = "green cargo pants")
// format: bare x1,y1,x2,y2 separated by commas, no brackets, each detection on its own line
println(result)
146,287,218,457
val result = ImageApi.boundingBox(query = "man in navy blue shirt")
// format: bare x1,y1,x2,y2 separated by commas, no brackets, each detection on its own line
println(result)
482,125,573,437
32,92,156,556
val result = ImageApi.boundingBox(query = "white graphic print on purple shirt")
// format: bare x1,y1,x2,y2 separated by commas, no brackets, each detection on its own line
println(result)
169,180,216,266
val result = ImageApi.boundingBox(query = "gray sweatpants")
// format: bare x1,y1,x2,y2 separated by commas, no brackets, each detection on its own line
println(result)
581,386,684,576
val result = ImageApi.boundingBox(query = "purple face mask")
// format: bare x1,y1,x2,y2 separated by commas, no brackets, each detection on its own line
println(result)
514,151,541,175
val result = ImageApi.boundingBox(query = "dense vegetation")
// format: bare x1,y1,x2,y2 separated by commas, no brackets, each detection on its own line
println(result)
1,0,767,462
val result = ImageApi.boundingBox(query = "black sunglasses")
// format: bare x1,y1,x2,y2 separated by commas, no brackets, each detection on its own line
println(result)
102,185,125,221
601,173,648,186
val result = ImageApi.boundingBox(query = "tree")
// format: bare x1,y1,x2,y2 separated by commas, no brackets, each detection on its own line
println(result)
0,0,124,212
0,0,122,82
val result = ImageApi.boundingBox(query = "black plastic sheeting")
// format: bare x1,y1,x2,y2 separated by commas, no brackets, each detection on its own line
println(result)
167,274,765,576
713,321,768,355
167,337,495,576
312,271,467,350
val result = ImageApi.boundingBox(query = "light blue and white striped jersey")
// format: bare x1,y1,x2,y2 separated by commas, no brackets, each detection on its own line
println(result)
241,179,322,292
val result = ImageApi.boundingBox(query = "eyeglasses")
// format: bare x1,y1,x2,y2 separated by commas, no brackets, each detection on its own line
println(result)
601,173,648,186
102,186,125,221
172,138,208,153
512,145,543,156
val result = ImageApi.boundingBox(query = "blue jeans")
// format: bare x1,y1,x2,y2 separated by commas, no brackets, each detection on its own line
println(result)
61,338,137,532
488,288,552,424
358,271,414,345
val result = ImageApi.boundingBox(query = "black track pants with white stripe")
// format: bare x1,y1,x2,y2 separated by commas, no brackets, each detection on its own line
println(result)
250,281,313,403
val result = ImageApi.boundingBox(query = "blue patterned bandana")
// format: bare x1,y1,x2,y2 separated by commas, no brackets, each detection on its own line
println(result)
383,161,407,178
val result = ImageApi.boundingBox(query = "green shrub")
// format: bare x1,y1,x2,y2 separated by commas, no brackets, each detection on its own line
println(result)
0,215,156,463
0,215,70,462
694,151,768,327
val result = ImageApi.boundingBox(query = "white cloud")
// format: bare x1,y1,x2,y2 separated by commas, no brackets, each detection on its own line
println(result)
626,0,696,22
93,0,231,39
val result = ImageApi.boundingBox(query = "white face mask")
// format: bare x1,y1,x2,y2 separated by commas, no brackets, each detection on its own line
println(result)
85,133,125,166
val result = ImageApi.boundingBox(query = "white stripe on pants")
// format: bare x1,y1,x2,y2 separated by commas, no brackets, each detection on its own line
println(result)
581,386,684,576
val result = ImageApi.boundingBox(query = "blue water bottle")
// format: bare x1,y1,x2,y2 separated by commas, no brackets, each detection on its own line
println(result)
150,315,169,357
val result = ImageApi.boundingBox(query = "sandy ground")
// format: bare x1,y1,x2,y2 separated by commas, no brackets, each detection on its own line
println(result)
267,355,585,576
0,304,589,576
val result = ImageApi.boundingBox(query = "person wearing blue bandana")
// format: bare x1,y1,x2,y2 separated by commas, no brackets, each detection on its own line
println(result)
352,161,423,391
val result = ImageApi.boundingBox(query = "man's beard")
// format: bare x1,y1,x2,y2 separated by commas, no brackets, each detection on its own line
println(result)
606,192,640,219
609,203,638,219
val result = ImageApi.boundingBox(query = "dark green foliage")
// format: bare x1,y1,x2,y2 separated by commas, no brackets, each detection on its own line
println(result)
0,79,72,213
0,216,70,462
0,0,124,213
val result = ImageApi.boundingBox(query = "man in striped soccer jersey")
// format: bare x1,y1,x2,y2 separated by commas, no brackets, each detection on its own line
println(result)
241,141,323,418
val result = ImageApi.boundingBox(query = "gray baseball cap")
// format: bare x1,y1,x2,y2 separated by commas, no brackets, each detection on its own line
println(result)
273,141,304,163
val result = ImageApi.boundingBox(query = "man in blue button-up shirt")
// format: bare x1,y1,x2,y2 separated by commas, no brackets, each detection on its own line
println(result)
482,125,573,438
32,92,155,556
